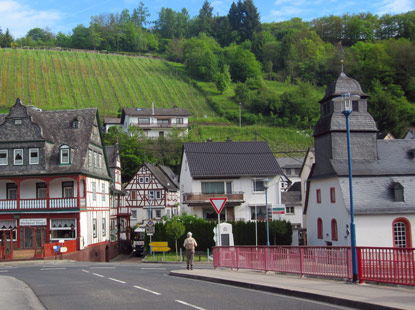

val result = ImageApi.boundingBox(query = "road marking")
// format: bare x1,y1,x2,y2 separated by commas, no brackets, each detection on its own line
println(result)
133,285,161,295
0,270,8,273
82,270,90,273
92,273,105,278
140,267,167,270
175,300,206,310
109,278,126,284
90,266,115,269
40,268,67,271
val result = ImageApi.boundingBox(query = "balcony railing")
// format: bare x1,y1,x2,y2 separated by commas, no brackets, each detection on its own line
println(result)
183,192,244,206
0,198,78,211
132,123,188,129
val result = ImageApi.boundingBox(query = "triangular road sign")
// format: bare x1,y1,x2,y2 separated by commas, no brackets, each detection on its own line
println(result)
209,198,227,214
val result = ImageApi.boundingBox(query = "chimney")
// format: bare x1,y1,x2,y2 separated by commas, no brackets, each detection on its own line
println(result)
152,102,155,116
226,137,232,142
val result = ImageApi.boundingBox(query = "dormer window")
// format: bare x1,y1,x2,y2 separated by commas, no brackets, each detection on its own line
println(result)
13,149,23,165
72,117,79,128
14,119,22,125
392,182,404,202
60,145,71,165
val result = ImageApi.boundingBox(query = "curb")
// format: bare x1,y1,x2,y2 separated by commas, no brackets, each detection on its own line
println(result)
169,271,401,310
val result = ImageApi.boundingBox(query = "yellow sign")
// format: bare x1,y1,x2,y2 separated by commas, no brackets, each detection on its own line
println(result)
151,246,171,252
149,241,168,247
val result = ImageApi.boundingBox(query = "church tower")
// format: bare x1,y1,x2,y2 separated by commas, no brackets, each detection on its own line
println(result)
313,72,378,177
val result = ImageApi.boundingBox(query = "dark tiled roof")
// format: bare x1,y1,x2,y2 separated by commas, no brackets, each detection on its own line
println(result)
320,72,368,103
158,164,179,188
184,141,282,178
282,191,301,205
103,117,121,124
105,144,119,169
276,157,303,169
145,163,179,191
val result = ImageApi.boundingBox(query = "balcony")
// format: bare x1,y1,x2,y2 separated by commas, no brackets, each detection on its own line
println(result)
0,198,79,211
132,123,188,129
183,192,244,207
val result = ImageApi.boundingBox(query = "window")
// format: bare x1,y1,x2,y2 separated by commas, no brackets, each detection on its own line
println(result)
331,219,338,241
226,182,232,194
13,149,23,165
138,118,150,124
352,100,359,112
148,191,154,199
330,187,336,203
252,179,266,192
250,206,266,221
62,181,74,198
166,208,171,219
156,210,161,218
94,152,97,167
285,206,295,214
50,219,76,240
147,209,153,219
93,219,97,238
6,183,17,199
202,182,225,194
0,220,17,241
36,183,47,199
14,119,22,125
159,131,164,137
98,153,102,168
145,177,149,183
393,218,412,248
0,150,8,165
72,117,79,128
131,210,137,220
392,183,404,202
92,182,96,201
157,119,169,125
131,191,136,200
139,177,144,183
29,148,39,165
317,218,323,239
60,146,70,164
102,218,106,236
176,118,184,124
156,191,161,199
316,189,321,203
102,183,106,202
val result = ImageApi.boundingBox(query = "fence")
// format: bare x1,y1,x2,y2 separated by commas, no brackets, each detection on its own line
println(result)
358,247,415,286
213,246,352,280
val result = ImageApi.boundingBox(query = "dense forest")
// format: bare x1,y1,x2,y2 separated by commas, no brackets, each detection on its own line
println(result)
1,1,415,137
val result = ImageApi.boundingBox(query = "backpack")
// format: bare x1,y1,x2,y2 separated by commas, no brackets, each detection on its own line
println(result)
185,238,195,250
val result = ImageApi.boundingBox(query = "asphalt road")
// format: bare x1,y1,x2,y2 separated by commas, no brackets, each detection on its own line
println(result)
2,261,356,310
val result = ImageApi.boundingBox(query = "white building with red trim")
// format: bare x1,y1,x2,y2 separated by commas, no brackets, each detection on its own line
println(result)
0,99,115,260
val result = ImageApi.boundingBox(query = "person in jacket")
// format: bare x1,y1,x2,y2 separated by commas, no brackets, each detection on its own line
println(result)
183,232,197,270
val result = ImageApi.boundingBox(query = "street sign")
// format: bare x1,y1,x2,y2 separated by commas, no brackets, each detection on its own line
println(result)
146,225,155,235
149,241,168,247
151,246,171,252
146,219,154,226
60,247,68,253
210,198,227,214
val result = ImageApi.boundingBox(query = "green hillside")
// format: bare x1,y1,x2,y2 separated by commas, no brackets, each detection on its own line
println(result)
0,48,212,117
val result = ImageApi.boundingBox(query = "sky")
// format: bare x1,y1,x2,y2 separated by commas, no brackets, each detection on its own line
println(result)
0,0,414,38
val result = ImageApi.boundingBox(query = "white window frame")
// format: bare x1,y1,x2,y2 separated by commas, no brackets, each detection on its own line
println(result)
102,183,106,202
155,209,161,218
92,182,97,201
50,219,76,241
156,191,161,199
13,149,23,165
0,150,8,165
99,153,102,168
139,177,144,183
29,148,39,165
131,210,137,220
60,146,70,164
88,150,93,167
145,177,150,183
102,218,106,236
93,218,97,238
285,206,295,214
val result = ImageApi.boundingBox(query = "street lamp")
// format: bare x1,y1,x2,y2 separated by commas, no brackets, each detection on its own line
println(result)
341,92,359,283
239,102,242,128
263,178,270,246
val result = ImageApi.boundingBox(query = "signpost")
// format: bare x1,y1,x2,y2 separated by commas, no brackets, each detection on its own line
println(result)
210,198,227,246
149,241,168,247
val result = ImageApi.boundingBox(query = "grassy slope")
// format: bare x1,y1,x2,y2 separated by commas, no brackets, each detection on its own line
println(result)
0,48,211,117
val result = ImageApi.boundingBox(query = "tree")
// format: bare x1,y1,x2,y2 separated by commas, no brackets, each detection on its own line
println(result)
165,218,185,257
132,2,150,28
224,43,262,82
240,0,261,42
215,64,231,93
195,0,214,35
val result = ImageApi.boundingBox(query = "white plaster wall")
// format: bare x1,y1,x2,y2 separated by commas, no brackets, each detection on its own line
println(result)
306,177,349,246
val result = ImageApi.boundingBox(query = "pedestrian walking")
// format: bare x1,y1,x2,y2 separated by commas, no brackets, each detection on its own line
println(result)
183,232,197,270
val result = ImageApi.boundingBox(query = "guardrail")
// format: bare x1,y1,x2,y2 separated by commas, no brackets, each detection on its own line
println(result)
0,198,78,210
213,246,351,280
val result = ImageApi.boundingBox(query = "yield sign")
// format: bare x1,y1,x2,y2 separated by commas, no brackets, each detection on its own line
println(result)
209,198,227,214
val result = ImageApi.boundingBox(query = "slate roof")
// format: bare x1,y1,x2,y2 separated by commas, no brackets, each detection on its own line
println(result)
105,144,119,169
276,157,303,169
282,191,301,205
320,72,368,103
0,100,111,179
103,117,121,124
183,141,282,178
329,139,415,177
339,176,415,215
145,163,179,191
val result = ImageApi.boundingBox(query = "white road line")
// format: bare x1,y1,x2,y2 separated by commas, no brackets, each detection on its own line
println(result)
0,270,8,273
140,267,167,270
90,267,116,269
175,300,206,310
92,273,105,278
133,285,161,295
108,278,126,284
82,270,90,273
40,268,67,271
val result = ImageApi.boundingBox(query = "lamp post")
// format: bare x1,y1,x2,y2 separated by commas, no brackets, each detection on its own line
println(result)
341,92,359,283
263,178,270,246
239,102,242,128
148,192,153,255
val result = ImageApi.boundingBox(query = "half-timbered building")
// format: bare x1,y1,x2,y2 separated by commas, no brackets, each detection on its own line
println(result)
125,162,179,226
0,99,113,260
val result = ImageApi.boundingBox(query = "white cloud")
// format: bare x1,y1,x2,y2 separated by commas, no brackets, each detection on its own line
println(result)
376,0,415,15
0,1,62,38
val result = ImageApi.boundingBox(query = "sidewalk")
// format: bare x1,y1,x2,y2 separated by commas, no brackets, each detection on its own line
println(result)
170,267,415,310
0,276,45,310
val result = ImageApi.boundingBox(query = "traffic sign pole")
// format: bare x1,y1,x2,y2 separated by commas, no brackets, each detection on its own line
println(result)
217,213,221,247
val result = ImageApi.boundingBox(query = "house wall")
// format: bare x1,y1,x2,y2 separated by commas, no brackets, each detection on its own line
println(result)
306,177,349,246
